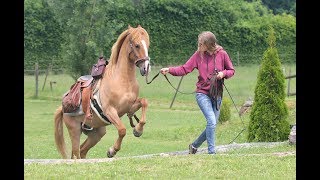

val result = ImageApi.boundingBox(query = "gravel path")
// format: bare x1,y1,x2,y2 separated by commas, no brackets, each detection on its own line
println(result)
24,141,294,165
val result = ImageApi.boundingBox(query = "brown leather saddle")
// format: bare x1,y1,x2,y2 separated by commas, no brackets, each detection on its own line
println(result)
62,57,108,130
62,75,94,113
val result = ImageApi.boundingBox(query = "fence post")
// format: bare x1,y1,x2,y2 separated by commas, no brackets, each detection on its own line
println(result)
35,63,39,98
42,64,51,91
50,81,56,91
169,76,184,109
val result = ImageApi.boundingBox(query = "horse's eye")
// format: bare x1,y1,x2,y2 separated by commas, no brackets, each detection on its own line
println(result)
135,44,140,48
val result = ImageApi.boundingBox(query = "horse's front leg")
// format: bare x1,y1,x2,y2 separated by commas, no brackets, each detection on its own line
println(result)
128,97,147,137
106,108,126,158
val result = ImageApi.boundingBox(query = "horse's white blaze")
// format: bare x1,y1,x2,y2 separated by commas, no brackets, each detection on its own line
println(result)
141,40,151,72
141,40,148,57
145,60,151,73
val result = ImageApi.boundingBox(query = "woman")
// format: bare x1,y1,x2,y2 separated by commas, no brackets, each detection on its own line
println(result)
160,31,235,154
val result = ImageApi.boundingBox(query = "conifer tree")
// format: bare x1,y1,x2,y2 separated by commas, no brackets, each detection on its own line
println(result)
247,26,290,142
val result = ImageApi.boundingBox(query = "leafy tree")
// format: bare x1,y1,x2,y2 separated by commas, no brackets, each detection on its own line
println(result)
245,0,296,16
262,0,296,16
247,26,290,142
47,0,124,79
24,0,65,69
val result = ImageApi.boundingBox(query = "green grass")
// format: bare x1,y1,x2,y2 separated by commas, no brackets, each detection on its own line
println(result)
24,64,296,179
25,150,295,179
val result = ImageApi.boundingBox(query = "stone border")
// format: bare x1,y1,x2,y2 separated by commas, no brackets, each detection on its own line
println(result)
24,141,294,165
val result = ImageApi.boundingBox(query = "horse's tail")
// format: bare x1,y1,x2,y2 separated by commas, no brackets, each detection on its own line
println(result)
54,106,67,159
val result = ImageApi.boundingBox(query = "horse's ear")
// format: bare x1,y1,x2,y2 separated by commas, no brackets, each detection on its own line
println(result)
128,24,132,29
138,24,141,28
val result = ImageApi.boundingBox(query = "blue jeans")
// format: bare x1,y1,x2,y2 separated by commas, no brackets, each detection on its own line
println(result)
191,92,221,154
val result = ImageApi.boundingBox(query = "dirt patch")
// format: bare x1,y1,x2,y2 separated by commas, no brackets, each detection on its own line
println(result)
286,100,296,109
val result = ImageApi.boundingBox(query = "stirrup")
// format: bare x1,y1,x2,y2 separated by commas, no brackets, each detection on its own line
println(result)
81,122,93,131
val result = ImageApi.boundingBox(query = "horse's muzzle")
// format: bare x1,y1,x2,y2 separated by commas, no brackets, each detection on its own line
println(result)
135,57,150,76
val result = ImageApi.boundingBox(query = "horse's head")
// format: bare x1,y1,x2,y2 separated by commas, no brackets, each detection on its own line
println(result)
128,25,151,76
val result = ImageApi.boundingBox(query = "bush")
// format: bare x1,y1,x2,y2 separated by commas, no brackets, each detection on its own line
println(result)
219,97,231,123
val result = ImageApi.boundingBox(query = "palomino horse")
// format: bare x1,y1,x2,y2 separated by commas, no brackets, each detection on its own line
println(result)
54,25,150,159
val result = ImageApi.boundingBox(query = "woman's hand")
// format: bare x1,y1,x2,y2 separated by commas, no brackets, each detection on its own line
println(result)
216,71,224,79
160,68,169,75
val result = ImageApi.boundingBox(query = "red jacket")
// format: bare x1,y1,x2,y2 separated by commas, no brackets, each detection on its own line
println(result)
168,46,235,95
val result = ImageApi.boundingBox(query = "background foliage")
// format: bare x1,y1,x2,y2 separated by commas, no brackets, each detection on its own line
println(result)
24,0,296,79
24,0,64,69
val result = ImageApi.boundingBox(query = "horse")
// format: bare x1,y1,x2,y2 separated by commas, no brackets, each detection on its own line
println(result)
54,25,151,159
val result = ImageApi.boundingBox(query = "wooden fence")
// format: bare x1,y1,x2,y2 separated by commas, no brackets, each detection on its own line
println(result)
26,63,296,99
29,63,65,98
285,68,296,97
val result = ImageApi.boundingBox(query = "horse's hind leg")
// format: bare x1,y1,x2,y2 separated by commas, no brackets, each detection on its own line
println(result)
128,97,148,137
105,108,127,158
80,126,106,158
63,116,82,159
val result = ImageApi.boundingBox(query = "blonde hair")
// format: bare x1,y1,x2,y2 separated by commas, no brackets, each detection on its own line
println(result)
198,31,218,58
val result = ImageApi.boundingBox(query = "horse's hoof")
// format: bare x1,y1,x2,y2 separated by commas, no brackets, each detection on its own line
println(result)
107,147,116,158
133,128,142,137
107,151,113,158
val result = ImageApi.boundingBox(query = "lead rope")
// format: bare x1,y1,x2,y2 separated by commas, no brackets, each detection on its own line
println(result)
146,71,160,84
222,82,246,144
212,52,245,143
146,70,195,94
145,63,160,84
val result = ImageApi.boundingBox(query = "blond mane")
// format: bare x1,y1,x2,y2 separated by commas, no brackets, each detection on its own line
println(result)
108,29,130,66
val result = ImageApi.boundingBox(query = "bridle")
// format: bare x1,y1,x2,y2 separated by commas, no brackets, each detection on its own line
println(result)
128,40,152,82
129,40,150,68
135,57,149,67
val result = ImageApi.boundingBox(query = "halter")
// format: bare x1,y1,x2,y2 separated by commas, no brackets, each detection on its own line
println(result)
129,40,150,68
135,56,150,67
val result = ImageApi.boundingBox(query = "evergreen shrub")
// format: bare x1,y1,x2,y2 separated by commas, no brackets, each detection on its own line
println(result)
247,27,290,142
